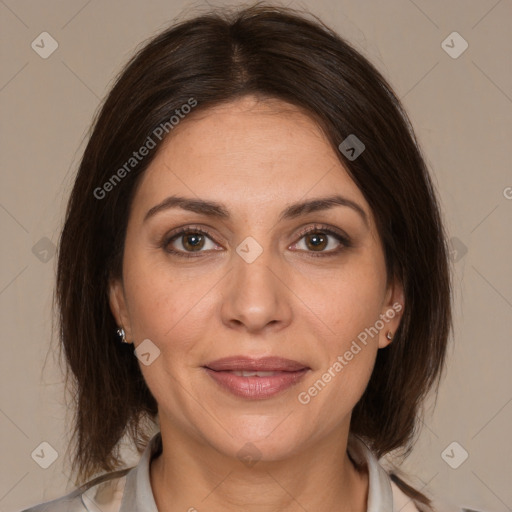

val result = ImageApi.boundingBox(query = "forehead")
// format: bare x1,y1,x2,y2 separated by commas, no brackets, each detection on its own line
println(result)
132,96,370,223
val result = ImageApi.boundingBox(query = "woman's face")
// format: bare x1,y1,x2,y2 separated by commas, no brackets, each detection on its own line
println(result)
110,95,403,461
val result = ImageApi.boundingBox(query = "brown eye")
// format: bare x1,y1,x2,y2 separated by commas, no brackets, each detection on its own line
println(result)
304,231,329,251
163,227,219,257
180,232,206,252
291,224,351,257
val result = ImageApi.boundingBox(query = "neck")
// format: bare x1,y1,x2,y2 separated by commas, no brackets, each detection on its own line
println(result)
150,424,369,512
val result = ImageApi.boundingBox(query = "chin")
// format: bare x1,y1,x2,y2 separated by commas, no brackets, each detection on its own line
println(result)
206,416,309,461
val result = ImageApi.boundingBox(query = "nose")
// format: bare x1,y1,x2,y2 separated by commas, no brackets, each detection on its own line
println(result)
220,242,293,334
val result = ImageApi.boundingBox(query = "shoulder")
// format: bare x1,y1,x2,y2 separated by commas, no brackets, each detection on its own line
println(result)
390,479,422,511
390,480,462,512
14,469,130,512
389,469,477,512
348,434,473,512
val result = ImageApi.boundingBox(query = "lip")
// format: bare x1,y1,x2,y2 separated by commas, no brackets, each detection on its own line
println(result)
203,356,310,400
205,356,309,372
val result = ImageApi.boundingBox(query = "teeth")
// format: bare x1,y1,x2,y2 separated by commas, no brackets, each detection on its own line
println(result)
231,371,278,377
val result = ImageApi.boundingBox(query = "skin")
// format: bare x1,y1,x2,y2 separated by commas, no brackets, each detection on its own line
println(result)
109,95,404,512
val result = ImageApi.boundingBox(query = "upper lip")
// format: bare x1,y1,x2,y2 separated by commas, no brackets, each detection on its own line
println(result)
204,356,309,372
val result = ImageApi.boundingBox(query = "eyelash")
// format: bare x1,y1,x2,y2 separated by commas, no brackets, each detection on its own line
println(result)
161,224,351,259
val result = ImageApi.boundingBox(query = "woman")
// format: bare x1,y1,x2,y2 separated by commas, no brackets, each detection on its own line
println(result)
19,4,462,511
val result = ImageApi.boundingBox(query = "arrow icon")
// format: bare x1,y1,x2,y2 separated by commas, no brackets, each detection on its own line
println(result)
35,449,45,458
345,147,356,157
444,449,455,458
239,244,249,253
35,39,45,48
445,39,455,48
141,352,151,362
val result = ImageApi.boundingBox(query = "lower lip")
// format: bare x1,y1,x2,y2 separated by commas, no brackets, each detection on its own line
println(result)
203,368,309,400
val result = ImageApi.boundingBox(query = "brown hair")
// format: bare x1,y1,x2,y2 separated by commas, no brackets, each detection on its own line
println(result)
55,3,452,505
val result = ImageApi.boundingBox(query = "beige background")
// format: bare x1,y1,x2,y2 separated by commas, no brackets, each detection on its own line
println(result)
1,0,511,511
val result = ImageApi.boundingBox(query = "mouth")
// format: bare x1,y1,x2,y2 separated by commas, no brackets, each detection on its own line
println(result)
203,356,310,400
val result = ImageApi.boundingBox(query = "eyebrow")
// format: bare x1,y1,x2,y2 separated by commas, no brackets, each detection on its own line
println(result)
144,194,368,226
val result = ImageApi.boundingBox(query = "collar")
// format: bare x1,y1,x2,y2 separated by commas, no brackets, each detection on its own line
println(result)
347,434,394,512
119,432,162,512
117,431,395,511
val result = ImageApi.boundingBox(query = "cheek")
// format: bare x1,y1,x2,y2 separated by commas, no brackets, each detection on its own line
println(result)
293,253,385,402
296,256,387,345
122,253,218,350
298,332,378,425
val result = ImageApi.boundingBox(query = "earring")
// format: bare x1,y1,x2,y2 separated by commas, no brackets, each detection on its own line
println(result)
386,331,393,341
116,327,131,344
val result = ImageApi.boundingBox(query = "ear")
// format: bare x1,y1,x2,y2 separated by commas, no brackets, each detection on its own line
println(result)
108,277,133,341
378,277,405,349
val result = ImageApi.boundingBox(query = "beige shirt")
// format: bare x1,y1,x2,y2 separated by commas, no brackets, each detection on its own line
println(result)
17,432,465,512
